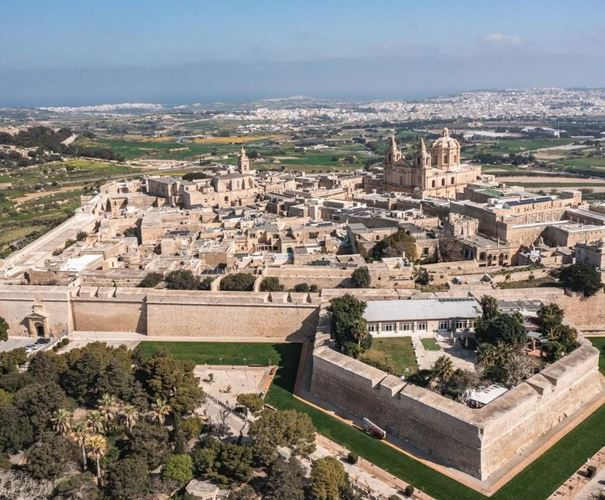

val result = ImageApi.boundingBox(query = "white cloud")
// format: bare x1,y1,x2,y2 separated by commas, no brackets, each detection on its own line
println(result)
482,33,524,47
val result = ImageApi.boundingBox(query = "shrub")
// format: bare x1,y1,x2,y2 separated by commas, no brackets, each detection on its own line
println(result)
138,272,163,288
347,452,358,464
220,273,256,291
293,283,310,293
587,465,597,478
165,270,200,290
404,484,415,497
260,277,284,292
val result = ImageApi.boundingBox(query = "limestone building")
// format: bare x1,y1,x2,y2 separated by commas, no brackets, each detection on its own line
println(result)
146,146,258,209
384,129,482,198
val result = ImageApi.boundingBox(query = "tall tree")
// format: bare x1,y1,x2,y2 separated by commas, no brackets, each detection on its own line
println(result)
351,266,371,288
86,434,107,485
249,409,316,465
264,456,306,500
327,295,370,354
70,420,90,472
52,408,73,436
559,262,603,296
106,457,150,500
136,350,204,415
431,355,454,389
121,404,139,432
536,303,565,333
310,456,351,500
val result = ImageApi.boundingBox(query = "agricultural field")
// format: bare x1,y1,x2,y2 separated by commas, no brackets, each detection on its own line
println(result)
0,158,142,256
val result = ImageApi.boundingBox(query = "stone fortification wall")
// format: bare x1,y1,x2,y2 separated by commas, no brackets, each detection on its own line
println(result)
0,285,319,340
0,286,72,336
309,332,604,479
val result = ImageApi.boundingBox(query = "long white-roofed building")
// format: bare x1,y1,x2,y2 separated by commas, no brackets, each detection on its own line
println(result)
363,297,481,338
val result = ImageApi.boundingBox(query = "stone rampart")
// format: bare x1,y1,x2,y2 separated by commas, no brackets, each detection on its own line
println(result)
0,285,319,340
309,333,604,479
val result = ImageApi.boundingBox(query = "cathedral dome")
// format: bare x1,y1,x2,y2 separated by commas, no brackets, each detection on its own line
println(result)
431,128,460,150
431,128,461,168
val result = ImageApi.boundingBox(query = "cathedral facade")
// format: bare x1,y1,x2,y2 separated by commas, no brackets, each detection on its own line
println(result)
384,128,482,198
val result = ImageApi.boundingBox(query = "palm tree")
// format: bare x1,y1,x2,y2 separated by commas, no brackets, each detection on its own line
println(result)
98,393,119,422
86,434,107,485
432,355,454,386
52,408,73,436
121,404,139,432
71,420,90,472
86,410,106,434
149,397,172,425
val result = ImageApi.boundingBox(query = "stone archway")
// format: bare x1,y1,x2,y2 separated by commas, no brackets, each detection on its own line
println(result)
25,304,50,338
35,323,45,338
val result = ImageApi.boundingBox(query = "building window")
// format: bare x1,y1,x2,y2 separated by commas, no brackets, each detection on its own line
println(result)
399,322,412,331
381,323,396,333
431,180,436,188
416,322,427,331
443,154,448,163
455,320,465,329
438,320,449,330
368,323,378,333
451,177,455,185
441,178,445,186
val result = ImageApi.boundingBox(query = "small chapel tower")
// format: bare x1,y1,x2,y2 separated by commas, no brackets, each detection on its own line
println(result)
238,146,250,174
384,135,402,167
415,137,431,168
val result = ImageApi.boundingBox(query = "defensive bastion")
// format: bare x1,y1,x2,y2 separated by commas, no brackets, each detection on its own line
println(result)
308,303,605,481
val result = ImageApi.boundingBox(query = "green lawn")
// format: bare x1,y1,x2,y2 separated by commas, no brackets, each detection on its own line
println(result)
421,338,441,351
362,337,418,376
137,340,605,500
588,337,605,374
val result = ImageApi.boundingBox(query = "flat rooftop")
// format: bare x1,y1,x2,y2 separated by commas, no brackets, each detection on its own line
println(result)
364,297,481,323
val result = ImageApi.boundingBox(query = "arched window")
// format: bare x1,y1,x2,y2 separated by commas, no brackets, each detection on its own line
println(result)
443,154,448,163
451,177,455,185
431,180,436,188
441,178,445,186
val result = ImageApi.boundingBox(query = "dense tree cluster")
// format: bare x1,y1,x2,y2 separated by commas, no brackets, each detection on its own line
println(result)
0,126,124,169
0,340,333,499
370,229,417,261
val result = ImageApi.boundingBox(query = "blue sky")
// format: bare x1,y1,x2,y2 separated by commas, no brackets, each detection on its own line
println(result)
1,0,604,105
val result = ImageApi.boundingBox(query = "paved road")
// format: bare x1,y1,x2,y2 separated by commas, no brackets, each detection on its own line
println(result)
0,337,34,353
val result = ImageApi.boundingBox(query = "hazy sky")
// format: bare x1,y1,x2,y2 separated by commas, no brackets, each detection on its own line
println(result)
1,0,604,106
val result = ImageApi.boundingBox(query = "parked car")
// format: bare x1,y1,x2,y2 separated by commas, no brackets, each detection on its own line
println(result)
35,337,51,345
